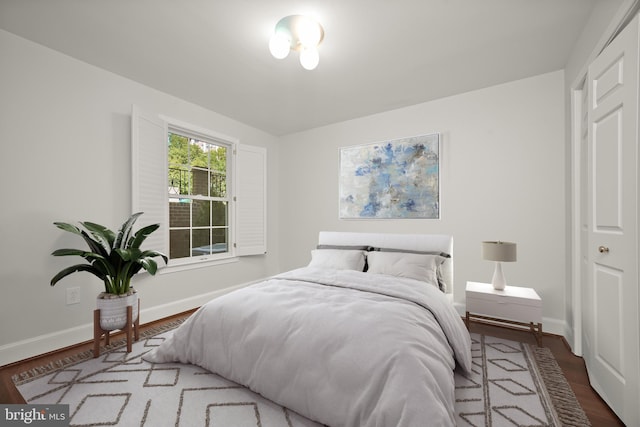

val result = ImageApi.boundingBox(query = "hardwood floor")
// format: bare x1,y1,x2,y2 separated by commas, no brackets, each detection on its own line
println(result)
0,314,624,426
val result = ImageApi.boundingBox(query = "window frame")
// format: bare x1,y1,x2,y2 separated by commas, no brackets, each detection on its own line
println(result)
166,121,236,267
132,105,267,275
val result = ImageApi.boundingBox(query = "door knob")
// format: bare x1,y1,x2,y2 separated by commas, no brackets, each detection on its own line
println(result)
598,246,610,253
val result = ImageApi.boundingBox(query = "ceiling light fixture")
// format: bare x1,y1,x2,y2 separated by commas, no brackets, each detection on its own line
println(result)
269,15,324,70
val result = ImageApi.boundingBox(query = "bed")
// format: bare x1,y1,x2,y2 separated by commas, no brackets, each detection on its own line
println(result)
144,231,471,426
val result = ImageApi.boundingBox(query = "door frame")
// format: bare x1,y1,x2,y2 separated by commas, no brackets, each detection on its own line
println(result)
570,84,585,356
569,0,640,355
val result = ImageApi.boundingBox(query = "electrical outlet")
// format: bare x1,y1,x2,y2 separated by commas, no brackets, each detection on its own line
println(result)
66,287,81,305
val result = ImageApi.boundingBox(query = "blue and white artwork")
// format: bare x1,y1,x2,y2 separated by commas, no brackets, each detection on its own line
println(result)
339,134,440,219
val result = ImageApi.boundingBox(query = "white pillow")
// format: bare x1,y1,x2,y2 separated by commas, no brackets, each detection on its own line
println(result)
366,251,444,287
308,249,366,271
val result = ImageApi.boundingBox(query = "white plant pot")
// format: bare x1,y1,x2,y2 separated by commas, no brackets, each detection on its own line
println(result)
96,290,139,331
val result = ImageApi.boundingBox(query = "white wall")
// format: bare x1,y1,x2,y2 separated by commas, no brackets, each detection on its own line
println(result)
278,71,567,333
0,30,280,365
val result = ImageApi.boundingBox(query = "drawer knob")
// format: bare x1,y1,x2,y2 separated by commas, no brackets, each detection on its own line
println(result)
598,245,610,254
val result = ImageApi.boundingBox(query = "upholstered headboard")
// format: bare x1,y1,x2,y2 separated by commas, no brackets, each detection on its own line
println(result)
318,231,454,293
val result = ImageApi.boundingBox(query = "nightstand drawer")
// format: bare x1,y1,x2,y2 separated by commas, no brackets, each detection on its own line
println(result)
466,296,541,323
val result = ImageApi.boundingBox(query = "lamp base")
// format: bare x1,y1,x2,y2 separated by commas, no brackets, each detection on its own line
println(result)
491,262,507,290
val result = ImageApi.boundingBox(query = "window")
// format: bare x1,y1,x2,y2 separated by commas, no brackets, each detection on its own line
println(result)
167,129,230,261
132,106,266,270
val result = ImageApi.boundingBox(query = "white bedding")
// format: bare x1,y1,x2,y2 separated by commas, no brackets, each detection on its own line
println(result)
144,267,472,427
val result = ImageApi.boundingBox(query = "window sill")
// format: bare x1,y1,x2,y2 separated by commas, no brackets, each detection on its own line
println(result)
159,255,239,274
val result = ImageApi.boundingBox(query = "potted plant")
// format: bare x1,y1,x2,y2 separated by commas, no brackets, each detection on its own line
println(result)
50,212,167,330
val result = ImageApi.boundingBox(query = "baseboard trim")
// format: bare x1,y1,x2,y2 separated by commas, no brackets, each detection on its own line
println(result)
0,281,256,367
541,316,566,336
563,324,579,356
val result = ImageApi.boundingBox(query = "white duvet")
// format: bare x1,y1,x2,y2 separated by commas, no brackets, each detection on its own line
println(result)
144,267,472,426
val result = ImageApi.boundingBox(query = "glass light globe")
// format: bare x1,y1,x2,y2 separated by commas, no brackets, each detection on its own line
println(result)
296,16,322,47
300,46,319,70
269,32,291,59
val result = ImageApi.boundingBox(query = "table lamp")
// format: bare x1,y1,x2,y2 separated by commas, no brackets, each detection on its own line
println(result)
482,241,517,290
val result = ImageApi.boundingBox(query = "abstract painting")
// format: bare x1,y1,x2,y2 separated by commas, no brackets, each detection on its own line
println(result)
339,133,440,219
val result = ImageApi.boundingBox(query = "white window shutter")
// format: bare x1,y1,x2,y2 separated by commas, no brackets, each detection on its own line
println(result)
131,105,169,257
235,144,267,256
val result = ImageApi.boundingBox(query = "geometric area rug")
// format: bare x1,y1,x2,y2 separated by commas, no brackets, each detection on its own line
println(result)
14,326,591,427
456,334,591,427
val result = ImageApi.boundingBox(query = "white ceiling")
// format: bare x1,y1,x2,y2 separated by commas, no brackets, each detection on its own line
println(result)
0,0,604,135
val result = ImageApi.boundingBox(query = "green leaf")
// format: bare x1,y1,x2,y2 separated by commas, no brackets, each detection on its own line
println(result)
139,258,158,275
50,264,105,286
53,221,105,255
130,223,160,249
51,248,87,257
114,248,131,262
82,221,116,247
76,229,109,256
52,249,110,267
115,248,142,262
141,249,168,266
80,223,112,254
115,212,143,249
53,222,82,235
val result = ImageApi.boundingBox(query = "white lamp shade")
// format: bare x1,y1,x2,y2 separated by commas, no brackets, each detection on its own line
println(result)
481,241,517,262
299,46,319,70
269,32,291,59
482,241,516,290
296,16,323,47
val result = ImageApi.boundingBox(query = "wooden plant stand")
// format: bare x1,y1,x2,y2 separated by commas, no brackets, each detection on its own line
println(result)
93,299,140,358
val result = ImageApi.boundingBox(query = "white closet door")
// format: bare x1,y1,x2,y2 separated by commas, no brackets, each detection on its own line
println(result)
584,13,640,426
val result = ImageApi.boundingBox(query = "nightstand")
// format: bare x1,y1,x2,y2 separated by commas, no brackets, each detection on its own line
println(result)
465,281,542,346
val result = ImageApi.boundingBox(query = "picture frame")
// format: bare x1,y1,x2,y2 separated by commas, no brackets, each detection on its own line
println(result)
339,133,440,219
